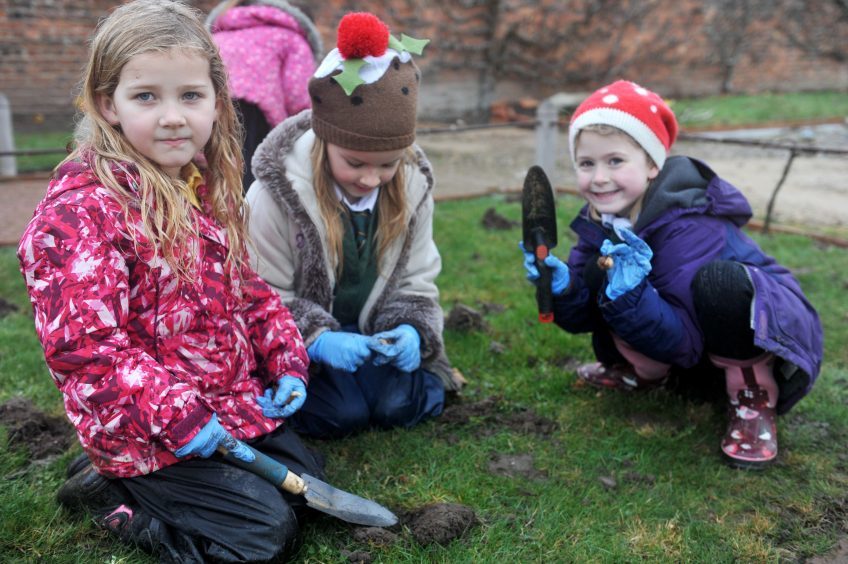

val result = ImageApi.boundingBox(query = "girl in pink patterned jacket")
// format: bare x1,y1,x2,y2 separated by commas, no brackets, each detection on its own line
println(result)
17,1,321,560
207,0,322,191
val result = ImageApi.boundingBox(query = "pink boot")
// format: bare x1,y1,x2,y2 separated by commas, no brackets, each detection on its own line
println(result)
711,352,778,469
576,335,671,392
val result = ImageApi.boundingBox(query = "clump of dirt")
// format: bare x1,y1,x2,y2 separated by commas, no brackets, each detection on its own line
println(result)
481,207,518,230
340,549,372,564
445,304,487,332
402,503,479,546
477,302,506,315
436,396,558,437
351,526,399,547
489,341,506,354
0,297,19,319
487,452,547,481
621,470,656,485
0,397,74,461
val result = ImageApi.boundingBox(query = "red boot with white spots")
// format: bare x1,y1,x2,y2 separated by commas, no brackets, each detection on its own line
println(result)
711,352,779,469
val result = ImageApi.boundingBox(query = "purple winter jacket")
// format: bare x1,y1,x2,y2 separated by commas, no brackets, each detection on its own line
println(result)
553,156,822,413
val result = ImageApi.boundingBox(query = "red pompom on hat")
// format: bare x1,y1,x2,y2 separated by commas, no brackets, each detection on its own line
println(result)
337,12,389,59
568,80,678,169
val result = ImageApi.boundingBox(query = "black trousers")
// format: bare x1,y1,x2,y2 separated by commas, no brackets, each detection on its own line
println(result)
233,99,271,194
588,259,762,365
121,425,323,563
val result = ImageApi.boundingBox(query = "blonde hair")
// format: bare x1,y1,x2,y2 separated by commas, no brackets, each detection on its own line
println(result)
66,0,247,279
575,124,657,225
309,138,409,276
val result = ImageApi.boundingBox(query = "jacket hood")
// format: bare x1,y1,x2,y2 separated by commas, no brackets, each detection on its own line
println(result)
48,157,139,204
637,156,752,233
206,1,323,59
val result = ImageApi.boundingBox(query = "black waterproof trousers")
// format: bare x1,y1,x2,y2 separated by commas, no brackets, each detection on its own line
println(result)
119,425,323,563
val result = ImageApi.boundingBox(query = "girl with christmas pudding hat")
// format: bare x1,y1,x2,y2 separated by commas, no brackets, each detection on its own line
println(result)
247,12,464,439
520,80,822,469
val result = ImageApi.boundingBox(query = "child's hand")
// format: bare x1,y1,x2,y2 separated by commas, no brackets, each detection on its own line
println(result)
255,375,306,419
600,228,653,300
519,241,570,295
307,331,373,372
174,413,254,462
368,324,421,372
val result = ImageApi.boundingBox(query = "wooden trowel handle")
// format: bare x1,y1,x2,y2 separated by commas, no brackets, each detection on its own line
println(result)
217,442,307,495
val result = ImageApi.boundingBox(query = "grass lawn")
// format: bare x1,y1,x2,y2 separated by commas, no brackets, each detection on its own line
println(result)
1,193,846,562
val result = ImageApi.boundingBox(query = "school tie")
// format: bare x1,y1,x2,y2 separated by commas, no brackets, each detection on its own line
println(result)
349,209,371,254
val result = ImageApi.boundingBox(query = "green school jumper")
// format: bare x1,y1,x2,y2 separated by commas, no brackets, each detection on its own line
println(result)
332,207,379,326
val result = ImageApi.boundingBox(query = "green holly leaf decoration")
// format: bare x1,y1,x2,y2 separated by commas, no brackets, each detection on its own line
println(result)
399,34,430,55
388,34,430,56
333,59,367,96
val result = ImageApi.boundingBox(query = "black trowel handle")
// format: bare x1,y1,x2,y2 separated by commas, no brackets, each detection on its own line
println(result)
532,230,554,323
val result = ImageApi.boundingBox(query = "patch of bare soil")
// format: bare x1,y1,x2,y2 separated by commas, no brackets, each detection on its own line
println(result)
445,303,488,332
350,526,399,546
776,494,848,558
487,452,547,481
0,396,74,462
344,502,479,561
0,297,19,318
481,207,518,230
401,503,479,546
435,395,558,438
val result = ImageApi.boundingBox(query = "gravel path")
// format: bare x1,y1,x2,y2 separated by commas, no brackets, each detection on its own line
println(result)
2,122,846,246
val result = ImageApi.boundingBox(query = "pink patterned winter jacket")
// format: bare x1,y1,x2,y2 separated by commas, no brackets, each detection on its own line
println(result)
17,161,309,478
210,3,321,127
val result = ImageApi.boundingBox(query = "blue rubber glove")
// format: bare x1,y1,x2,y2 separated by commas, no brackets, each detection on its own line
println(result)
307,331,373,372
174,413,255,462
519,241,570,295
255,375,306,419
368,324,421,372
600,227,653,300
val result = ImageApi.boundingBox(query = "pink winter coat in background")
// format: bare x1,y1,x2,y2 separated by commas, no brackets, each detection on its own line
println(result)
17,161,309,478
211,4,318,127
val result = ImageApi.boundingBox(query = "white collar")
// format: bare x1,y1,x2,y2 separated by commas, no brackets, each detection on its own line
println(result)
334,184,379,212
601,214,633,238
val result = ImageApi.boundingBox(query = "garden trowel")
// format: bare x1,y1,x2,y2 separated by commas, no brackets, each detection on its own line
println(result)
522,165,558,323
217,436,398,527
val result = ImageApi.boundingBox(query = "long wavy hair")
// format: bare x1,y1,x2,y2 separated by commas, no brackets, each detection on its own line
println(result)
575,124,658,225
309,137,410,276
65,0,246,279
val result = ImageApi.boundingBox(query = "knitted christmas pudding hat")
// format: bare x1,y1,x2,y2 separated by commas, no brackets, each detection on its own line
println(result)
309,12,429,151
568,80,678,169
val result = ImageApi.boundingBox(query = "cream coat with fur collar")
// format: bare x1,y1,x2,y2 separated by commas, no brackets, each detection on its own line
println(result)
247,111,461,391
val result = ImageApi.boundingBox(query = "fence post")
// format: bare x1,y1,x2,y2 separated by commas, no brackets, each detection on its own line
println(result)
0,93,16,177
535,98,558,184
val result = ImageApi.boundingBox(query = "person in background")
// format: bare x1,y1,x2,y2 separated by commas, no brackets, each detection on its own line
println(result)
247,12,465,439
521,80,822,469
18,1,321,560
207,0,322,191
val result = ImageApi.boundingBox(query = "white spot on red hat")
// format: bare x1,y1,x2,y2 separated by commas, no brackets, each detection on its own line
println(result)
635,87,648,95
602,94,618,104
650,105,658,113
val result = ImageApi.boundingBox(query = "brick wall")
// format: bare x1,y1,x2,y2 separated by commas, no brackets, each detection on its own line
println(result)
2,0,846,132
